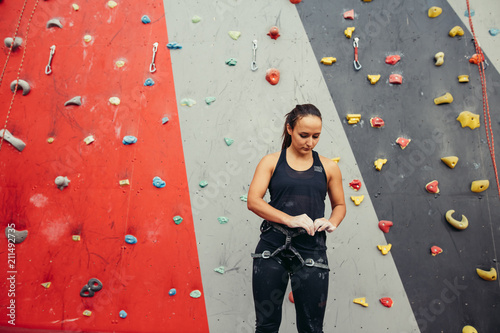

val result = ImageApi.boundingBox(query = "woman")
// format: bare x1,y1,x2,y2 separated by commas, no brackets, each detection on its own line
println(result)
247,104,346,333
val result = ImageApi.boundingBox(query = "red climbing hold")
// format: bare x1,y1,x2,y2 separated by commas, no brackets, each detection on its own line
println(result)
288,291,294,303
430,246,443,256
267,26,280,40
370,117,385,128
378,220,393,233
349,179,362,191
344,9,354,20
469,53,484,64
425,180,440,194
396,137,411,149
385,55,401,65
290,0,302,4
380,297,393,308
389,74,403,84
266,68,280,85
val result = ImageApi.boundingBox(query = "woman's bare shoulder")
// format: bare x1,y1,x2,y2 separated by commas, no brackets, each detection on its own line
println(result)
260,151,281,167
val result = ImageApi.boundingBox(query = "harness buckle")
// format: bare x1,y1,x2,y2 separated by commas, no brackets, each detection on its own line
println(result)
261,250,271,259
305,258,315,267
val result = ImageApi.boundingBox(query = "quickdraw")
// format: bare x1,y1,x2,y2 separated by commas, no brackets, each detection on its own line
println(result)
353,37,362,71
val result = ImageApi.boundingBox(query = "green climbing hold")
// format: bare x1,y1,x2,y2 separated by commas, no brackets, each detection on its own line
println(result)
199,180,208,188
224,137,234,146
225,58,237,66
180,98,196,107
192,15,201,23
228,31,241,40
214,266,225,274
173,215,183,225
218,216,229,224
190,290,202,298
240,194,247,202
205,97,216,105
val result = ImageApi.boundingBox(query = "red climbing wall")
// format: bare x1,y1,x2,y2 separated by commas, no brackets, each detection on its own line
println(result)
0,1,208,332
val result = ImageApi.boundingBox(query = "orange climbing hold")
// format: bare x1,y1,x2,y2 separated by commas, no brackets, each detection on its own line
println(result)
267,26,280,40
288,291,294,303
266,68,280,85
389,74,403,84
385,55,401,65
469,53,484,64
290,0,302,3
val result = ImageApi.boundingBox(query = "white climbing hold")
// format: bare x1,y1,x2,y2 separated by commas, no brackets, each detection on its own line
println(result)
64,96,82,106
83,135,95,145
83,35,92,43
109,97,121,105
55,176,70,190
5,227,28,244
10,79,30,95
46,18,63,29
4,37,23,50
0,129,26,151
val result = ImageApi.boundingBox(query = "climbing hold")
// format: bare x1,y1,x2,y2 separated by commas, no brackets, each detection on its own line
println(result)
119,310,127,319
107,1,118,8
109,97,121,105
72,4,79,11
489,28,500,36
125,235,137,244
72,235,81,241
116,60,125,67
344,9,354,20
180,98,196,107
144,78,155,86
385,55,401,65
192,15,201,23
4,37,23,50
119,179,130,186
476,267,497,281
265,68,280,85
434,92,453,105
289,291,294,303
267,26,280,40
350,195,364,206
0,129,26,151
389,74,403,84
458,75,469,83
83,35,92,43
240,194,248,202
445,210,468,230
349,179,361,191
83,310,92,317
168,288,176,296
141,15,151,24
122,136,137,145
214,266,225,274
353,297,368,307
46,18,63,29
228,31,241,40
166,42,182,49
217,216,229,224
457,111,480,129
205,97,216,105
224,137,234,146
441,156,458,169
425,180,439,194
320,57,337,65
362,0,372,2
471,180,489,193
199,180,208,188
367,75,381,84
80,278,103,297
344,27,355,38
83,135,95,145
430,246,443,256
464,9,475,17
289,0,302,3
10,79,31,95
47,137,54,144
374,158,387,171
225,58,237,66
370,117,384,127
377,244,392,255
153,177,166,188
346,114,361,124
449,26,464,37
379,297,393,308
162,117,169,124
469,53,484,64
190,290,202,298
428,7,442,18
332,157,340,163
462,326,478,333
55,176,70,190
396,137,411,149
5,227,28,244
378,221,393,233
64,96,82,106
434,52,444,66
173,215,183,225
41,282,51,289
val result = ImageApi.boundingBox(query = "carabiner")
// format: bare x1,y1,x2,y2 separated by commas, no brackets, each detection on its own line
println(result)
353,37,362,71
150,42,158,73
45,45,56,75
251,40,258,71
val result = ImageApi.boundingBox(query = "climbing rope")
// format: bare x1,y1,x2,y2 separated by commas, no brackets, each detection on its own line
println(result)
0,0,39,151
466,0,500,200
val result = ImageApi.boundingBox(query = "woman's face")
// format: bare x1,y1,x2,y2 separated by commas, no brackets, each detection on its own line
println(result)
287,115,322,154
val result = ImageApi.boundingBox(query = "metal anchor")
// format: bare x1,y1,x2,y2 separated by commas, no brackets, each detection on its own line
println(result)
45,45,56,75
150,42,158,73
251,40,258,71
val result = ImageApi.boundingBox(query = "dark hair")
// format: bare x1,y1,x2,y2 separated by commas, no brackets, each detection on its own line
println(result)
281,104,322,150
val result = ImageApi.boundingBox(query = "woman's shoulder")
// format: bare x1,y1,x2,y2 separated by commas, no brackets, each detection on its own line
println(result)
260,151,281,166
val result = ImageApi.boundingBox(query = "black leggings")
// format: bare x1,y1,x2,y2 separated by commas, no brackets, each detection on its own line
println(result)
252,241,329,333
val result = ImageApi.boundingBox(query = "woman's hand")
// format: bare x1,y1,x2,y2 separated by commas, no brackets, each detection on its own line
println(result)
313,218,337,233
287,214,315,236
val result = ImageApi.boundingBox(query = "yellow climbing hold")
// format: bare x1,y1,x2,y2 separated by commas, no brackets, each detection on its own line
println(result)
428,7,442,18
228,31,241,40
353,297,369,307
344,27,355,38
458,75,469,83
109,97,121,105
47,137,55,144
441,156,458,169
331,157,340,163
83,310,92,317
346,114,361,124
462,326,478,333
434,92,453,105
72,235,81,241
350,195,364,206
72,4,80,11
457,111,480,129
41,282,51,289
449,26,464,37
116,60,125,68
83,35,92,43
374,158,387,171
476,267,497,281
119,179,130,186
107,1,118,8
445,210,468,230
320,57,337,65
471,180,489,193
434,52,444,66
377,244,392,255
367,75,381,84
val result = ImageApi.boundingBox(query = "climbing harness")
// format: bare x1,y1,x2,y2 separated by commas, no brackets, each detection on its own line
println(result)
251,40,258,71
251,221,329,273
45,45,56,75
149,42,158,73
353,37,361,70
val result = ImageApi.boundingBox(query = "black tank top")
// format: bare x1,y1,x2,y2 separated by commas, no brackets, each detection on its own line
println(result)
260,149,328,253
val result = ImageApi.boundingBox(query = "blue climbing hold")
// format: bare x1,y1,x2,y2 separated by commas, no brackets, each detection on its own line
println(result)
464,9,475,17
141,15,151,24
162,116,169,124
489,28,500,36
166,42,182,49
153,176,166,188
144,78,155,86
119,310,127,318
169,288,176,296
125,235,137,244
122,136,137,145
